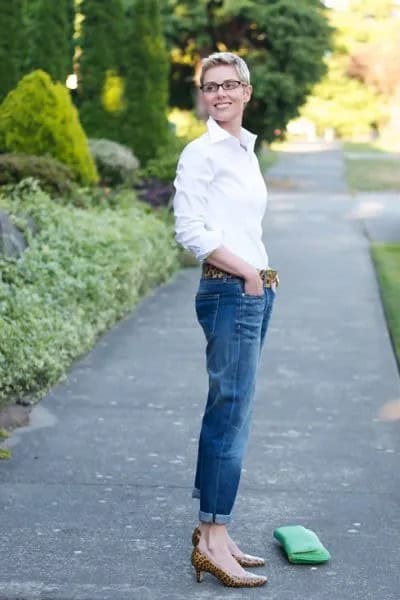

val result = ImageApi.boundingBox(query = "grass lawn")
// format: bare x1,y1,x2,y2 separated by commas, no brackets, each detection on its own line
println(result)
371,243,400,365
343,142,400,192
343,141,385,154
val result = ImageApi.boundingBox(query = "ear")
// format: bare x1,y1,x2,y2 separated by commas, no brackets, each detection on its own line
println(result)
243,84,252,104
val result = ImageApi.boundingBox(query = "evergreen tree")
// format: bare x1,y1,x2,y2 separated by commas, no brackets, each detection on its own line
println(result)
26,0,74,83
0,0,25,102
0,70,98,185
78,0,125,138
121,0,169,163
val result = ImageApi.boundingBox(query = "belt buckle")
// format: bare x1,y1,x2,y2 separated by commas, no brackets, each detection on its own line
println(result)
263,269,279,288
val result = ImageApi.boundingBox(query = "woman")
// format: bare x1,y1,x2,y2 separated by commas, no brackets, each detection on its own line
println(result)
173,52,278,588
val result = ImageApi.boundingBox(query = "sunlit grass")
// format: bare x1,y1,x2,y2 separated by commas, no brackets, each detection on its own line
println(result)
371,243,400,366
343,141,385,154
344,138,400,153
343,142,400,191
345,158,400,191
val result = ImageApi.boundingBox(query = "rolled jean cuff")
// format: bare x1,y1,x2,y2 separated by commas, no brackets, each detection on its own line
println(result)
192,487,200,499
199,509,232,525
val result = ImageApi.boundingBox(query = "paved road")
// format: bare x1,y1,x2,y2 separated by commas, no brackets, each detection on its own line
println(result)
1,143,399,600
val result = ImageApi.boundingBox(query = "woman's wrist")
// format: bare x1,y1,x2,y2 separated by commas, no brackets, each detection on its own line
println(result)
206,247,259,280
242,266,260,281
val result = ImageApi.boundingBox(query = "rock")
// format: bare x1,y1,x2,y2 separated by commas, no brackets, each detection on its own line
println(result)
0,210,27,258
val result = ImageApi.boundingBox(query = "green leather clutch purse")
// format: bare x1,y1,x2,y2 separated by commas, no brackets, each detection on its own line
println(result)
273,525,331,564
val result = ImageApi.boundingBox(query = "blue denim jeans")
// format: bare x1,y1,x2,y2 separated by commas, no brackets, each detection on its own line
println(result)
192,274,276,524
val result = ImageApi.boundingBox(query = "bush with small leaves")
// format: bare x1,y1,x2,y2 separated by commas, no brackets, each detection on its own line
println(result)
0,154,75,197
88,138,139,186
0,182,180,407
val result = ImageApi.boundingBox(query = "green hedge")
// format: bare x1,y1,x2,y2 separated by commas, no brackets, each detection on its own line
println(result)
0,183,180,406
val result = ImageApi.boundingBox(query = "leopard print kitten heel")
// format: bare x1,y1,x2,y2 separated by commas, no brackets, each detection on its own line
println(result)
191,546,267,588
192,526,266,568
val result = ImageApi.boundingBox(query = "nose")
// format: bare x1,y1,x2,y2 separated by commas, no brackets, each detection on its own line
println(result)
216,85,227,98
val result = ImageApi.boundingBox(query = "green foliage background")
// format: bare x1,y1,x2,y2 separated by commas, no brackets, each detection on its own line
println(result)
0,0,25,102
301,57,387,137
25,0,74,83
300,0,396,138
1,0,333,157
162,0,332,143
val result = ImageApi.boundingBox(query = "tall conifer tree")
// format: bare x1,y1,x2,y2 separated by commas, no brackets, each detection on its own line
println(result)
78,0,125,138
121,0,169,163
0,0,25,102
26,0,74,83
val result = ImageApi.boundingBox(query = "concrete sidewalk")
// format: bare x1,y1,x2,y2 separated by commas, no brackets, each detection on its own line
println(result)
350,192,400,243
1,143,399,600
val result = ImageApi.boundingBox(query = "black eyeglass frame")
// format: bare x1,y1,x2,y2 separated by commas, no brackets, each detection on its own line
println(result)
199,79,248,93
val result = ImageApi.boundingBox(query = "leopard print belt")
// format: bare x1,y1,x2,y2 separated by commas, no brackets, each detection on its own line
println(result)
202,263,279,288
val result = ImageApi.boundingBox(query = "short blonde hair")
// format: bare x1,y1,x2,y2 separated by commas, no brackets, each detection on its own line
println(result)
200,52,250,86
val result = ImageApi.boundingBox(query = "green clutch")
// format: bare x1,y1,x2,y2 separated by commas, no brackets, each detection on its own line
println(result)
273,525,331,564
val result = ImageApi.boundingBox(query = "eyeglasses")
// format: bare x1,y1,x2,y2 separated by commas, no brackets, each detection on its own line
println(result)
200,79,247,94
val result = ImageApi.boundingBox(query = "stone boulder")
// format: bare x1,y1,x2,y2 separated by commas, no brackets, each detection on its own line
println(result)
0,210,37,259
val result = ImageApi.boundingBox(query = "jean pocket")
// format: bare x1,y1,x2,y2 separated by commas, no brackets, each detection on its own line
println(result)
241,292,264,300
195,293,219,339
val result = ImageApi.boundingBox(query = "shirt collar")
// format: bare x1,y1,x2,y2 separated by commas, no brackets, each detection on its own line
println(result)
206,115,257,152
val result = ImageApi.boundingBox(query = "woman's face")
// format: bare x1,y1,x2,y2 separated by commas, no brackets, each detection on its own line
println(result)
201,65,252,125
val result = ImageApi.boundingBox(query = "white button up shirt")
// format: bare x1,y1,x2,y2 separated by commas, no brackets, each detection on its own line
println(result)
172,115,269,269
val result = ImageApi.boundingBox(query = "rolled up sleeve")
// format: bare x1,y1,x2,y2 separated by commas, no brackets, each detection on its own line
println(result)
172,144,223,262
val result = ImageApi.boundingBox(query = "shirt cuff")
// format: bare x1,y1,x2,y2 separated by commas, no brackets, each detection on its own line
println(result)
175,228,223,263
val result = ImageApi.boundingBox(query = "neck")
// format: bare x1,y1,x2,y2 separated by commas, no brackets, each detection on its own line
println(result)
215,117,242,139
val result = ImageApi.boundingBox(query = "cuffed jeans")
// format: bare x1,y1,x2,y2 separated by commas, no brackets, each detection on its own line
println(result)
192,275,276,524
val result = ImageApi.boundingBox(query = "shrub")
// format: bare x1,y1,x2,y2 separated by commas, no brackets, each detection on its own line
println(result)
135,177,174,209
138,132,186,183
0,70,98,185
134,132,185,208
88,138,139,186
0,153,75,197
0,183,180,406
